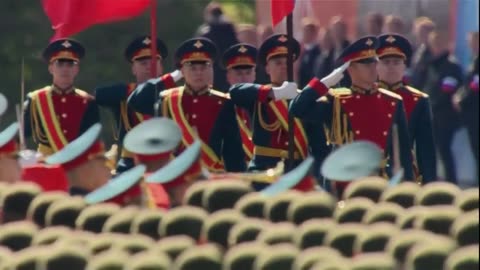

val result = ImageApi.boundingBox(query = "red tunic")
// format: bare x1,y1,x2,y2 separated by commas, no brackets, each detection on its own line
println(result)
26,86,97,155
163,86,226,146
337,88,399,150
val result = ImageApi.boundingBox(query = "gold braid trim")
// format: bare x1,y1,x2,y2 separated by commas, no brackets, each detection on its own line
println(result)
30,94,48,145
330,96,344,145
140,181,156,209
329,93,354,146
162,92,170,117
257,102,281,132
120,101,132,131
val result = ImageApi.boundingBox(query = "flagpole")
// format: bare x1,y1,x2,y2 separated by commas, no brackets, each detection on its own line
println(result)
19,57,26,150
286,13,296,172
150,0,161,116
150,0,158,78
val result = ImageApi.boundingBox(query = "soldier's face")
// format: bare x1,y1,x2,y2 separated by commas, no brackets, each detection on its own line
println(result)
266,56,288,84
377,57,406,84
349,61,378,85
0,156,21,184
79,157,111,190
227,68,256,85
168,182,192,207
49,59,79,86
181,62,213,91
132,57,163,83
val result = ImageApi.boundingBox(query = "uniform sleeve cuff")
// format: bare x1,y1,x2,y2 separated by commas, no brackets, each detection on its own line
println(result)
258,85,272,103
161,74,176,89
308,78,329,96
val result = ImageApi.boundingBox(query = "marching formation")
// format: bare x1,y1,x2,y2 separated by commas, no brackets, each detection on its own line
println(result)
8,32,445,190
0,10,479,269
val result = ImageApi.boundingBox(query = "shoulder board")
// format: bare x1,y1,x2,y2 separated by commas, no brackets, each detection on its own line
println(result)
209,89,231,100
315,96,330,103
378,88,403,100
74,89,93,99
28,86,51,98
328,87,352,97
405,86,429,98
159,87,179,98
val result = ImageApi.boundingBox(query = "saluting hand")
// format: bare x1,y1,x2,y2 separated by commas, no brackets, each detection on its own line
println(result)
170,69,183,82
320,61,350,88
272,81,299,100
143,70,184,87
0,93,7,116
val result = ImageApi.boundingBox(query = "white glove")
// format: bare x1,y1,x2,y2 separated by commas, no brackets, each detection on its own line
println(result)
320,61,350,87
0,93,7,116
143,69,183,86
170,69,183,82
272,81,298,100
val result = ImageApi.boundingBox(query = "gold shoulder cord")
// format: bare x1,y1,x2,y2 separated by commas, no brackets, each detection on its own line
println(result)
141,181,156,209
257,102,281,132
162,92,170,118
326,93,353,146
30,95,48,145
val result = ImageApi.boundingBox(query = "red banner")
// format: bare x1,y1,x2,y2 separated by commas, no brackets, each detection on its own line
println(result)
42,0,151,40
271,0,295,26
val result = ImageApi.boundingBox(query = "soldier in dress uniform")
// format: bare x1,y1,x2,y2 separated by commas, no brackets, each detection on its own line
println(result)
146,141,205,208
95,35,182,174
0,122,21,184
44,123,110,196
24,39,100,157
229,34,326,173
1,183,41,223
84,118,185,208
290,36,414,189
377,34,437,183
223,43,257,163
128,37,245,173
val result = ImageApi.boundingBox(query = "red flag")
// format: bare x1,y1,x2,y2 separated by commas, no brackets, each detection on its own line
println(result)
271,0,295,26
42,0,151,40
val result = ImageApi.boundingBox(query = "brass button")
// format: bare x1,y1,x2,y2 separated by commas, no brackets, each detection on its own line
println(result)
355,130,360,135
193,99,198,103
61,97,67,103
383,131,388,136
63,130,67,134
349,112,354,117
62,113,67,118
391,102,395,106
388,113,392,118
192,114,197,119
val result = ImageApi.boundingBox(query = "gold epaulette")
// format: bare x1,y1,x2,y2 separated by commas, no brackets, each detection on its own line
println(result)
378,88,403,100
328,87,352,97
159,87,177,98
209,89,231,99
28,86,50,98
405,85,429,98
74,89,93,99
